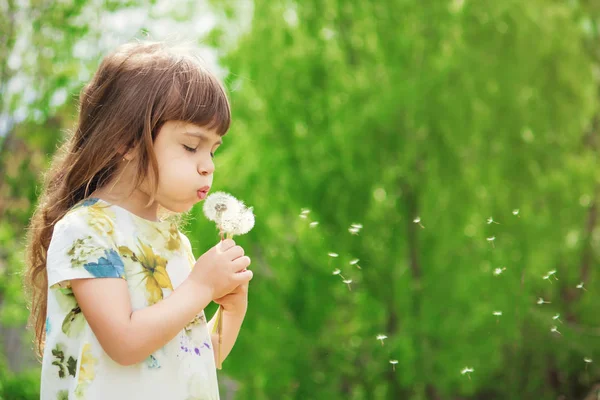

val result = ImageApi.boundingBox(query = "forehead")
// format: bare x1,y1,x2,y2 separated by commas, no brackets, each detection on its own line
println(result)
167,121,223,144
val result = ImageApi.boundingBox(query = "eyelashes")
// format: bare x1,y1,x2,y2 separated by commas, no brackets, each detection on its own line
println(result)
183,145,215,158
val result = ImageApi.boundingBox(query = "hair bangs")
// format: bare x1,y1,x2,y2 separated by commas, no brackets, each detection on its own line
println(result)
160,58,231,136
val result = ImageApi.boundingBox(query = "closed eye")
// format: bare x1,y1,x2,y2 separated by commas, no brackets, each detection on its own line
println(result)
183,145,197,153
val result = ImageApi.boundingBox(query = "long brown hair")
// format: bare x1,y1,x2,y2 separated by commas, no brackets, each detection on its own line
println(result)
24,40,231,358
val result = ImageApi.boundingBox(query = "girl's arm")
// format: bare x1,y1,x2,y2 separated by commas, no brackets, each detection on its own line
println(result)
71,277,212,366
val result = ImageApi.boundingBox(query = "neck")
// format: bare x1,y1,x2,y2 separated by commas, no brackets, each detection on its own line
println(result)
90,164,160,222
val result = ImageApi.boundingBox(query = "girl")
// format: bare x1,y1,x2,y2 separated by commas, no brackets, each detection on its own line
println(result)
24,40,253,400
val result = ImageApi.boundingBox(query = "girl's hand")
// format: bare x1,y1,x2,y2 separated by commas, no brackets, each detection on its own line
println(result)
213,281,249,315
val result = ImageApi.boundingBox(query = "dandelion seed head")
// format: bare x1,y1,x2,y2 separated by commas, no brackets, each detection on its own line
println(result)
553,314,560,320
350,259,360,265
413,217,421,223
203,192,239,222
584,357,593,363
351,223,363,229
577,282,585,289
377,334,388,341
461,367,474,375
220,206,255,236
332,269,341,275
389,360,398,365
328,252,339,258
548,269,557,276
493,311,502,316
512,209,520,215
309,221,319,227
493,267,506,276
349,227,360,235
343,279,353,284
487,236,495,242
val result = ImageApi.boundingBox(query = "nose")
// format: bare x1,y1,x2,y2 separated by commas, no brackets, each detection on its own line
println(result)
198,158,215,176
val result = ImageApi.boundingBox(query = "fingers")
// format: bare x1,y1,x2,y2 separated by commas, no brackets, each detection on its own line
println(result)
233,268,253,283
232,255,251,272
226,245,245,260
216,238,236,253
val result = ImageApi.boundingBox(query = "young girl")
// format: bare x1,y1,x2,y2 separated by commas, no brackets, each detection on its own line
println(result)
24,40,253,400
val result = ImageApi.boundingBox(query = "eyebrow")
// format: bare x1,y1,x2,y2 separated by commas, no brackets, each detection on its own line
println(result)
183,131,223,145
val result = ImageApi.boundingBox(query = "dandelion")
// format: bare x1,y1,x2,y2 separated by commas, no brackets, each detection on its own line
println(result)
493,267,506,276
376,334,388,346
487,236,496,248
487,217,500,224
343,279,353,291
461,367,474,380
389,360,398,371
413,217,425,228
550,326,561,335
537,297,550,305
577,282,587,291
350,258,361,269
220,206,255,237
309,221,319,228
553,314,561,323
203,192,255,370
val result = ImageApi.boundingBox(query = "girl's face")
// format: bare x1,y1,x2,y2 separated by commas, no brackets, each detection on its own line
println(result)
147,120,222,213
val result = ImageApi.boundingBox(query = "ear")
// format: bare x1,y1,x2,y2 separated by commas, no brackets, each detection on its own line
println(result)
118,145,136,161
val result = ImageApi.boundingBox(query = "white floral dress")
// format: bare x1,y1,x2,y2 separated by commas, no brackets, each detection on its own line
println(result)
40,198,219,400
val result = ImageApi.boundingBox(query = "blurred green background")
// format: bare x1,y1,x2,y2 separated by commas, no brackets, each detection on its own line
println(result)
1,0,600,399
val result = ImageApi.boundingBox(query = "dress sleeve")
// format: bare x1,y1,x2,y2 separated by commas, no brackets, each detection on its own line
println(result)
47,208,126,289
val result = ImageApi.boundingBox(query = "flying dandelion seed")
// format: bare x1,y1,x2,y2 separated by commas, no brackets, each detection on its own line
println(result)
349,227,360,235
551,326,561,335
577,282,587,291
543,274,553,284
493,267,506,276
389,360,398,371
333,269,341,275
376,334,388,346
487,236,496,247
512,209,520,216
487,217,500,224
461,367,474,380
351,223,363,229
413,217,425,228
309,221,319,228
585,357,593,371
300,209,310,219
553,314,562,323
343,279,353,291
328,252,339,258
537,297,551,305
350,259,361,269
493,311,502,323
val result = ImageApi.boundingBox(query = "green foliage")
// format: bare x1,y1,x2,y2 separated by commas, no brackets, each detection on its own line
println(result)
1,0,600,399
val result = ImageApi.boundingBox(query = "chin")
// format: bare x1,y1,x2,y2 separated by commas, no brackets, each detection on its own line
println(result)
161,201,195,214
